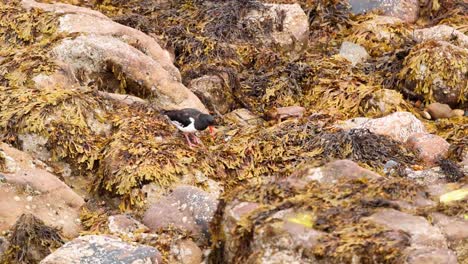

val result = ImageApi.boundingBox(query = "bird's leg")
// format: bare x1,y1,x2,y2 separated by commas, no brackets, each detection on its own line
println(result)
183,133,195,148
191,133,204,146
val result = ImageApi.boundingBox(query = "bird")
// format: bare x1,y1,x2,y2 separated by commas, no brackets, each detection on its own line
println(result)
161,108,215,147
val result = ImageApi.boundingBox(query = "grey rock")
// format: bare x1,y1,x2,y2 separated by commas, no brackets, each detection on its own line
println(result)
40,235,162,264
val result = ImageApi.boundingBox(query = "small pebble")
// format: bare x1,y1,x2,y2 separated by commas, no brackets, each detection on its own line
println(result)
13,196,21,201
421,111,431,120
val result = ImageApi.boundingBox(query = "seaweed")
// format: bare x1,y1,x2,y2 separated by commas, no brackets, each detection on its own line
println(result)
438,158,466,183
0,214,63,264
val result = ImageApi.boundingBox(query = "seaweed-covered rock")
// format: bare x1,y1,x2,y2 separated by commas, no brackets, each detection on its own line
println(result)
361,89,409,117
347,15,410,56
40,235,162,264
243,3,309,56
0,143,83,238
338,41,369,66
406,133,450,167
20,0,207,112
399,40,468,108
143,185,218,245
349,0,419,23
214,160,430,263
188,75,233,114
1,214,64,264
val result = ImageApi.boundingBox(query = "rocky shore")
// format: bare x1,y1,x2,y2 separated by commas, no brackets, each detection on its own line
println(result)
0,0,466,263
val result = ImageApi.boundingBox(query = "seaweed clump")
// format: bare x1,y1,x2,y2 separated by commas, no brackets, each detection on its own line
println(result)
0,214,63,264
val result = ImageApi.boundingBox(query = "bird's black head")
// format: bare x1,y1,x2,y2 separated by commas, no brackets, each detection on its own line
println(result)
199,113,215,127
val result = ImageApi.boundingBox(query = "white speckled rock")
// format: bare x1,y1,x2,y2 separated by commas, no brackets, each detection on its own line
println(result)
108,214,149,237
40,235,162,264
143,185,218,245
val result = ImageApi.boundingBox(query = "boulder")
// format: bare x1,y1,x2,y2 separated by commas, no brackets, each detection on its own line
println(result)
40,235,162,264
170,239,203,264
223,108,264,127
405,247,458,264
287,159,381,188
430,213,468,243
21,0,207,112
424,102,464,120
0,143,84,238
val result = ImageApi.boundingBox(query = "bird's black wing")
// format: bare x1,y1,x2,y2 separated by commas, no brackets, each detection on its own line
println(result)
162,109,200,127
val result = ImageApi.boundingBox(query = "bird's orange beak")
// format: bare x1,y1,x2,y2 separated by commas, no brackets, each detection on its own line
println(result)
209,126,215,139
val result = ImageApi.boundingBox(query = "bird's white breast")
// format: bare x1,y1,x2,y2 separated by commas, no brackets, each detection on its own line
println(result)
172,117,197,133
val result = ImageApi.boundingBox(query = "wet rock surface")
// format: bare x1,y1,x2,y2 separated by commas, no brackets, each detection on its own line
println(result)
40,235,162,264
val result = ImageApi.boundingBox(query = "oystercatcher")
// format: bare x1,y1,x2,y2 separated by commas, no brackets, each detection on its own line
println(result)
162,108,215,147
